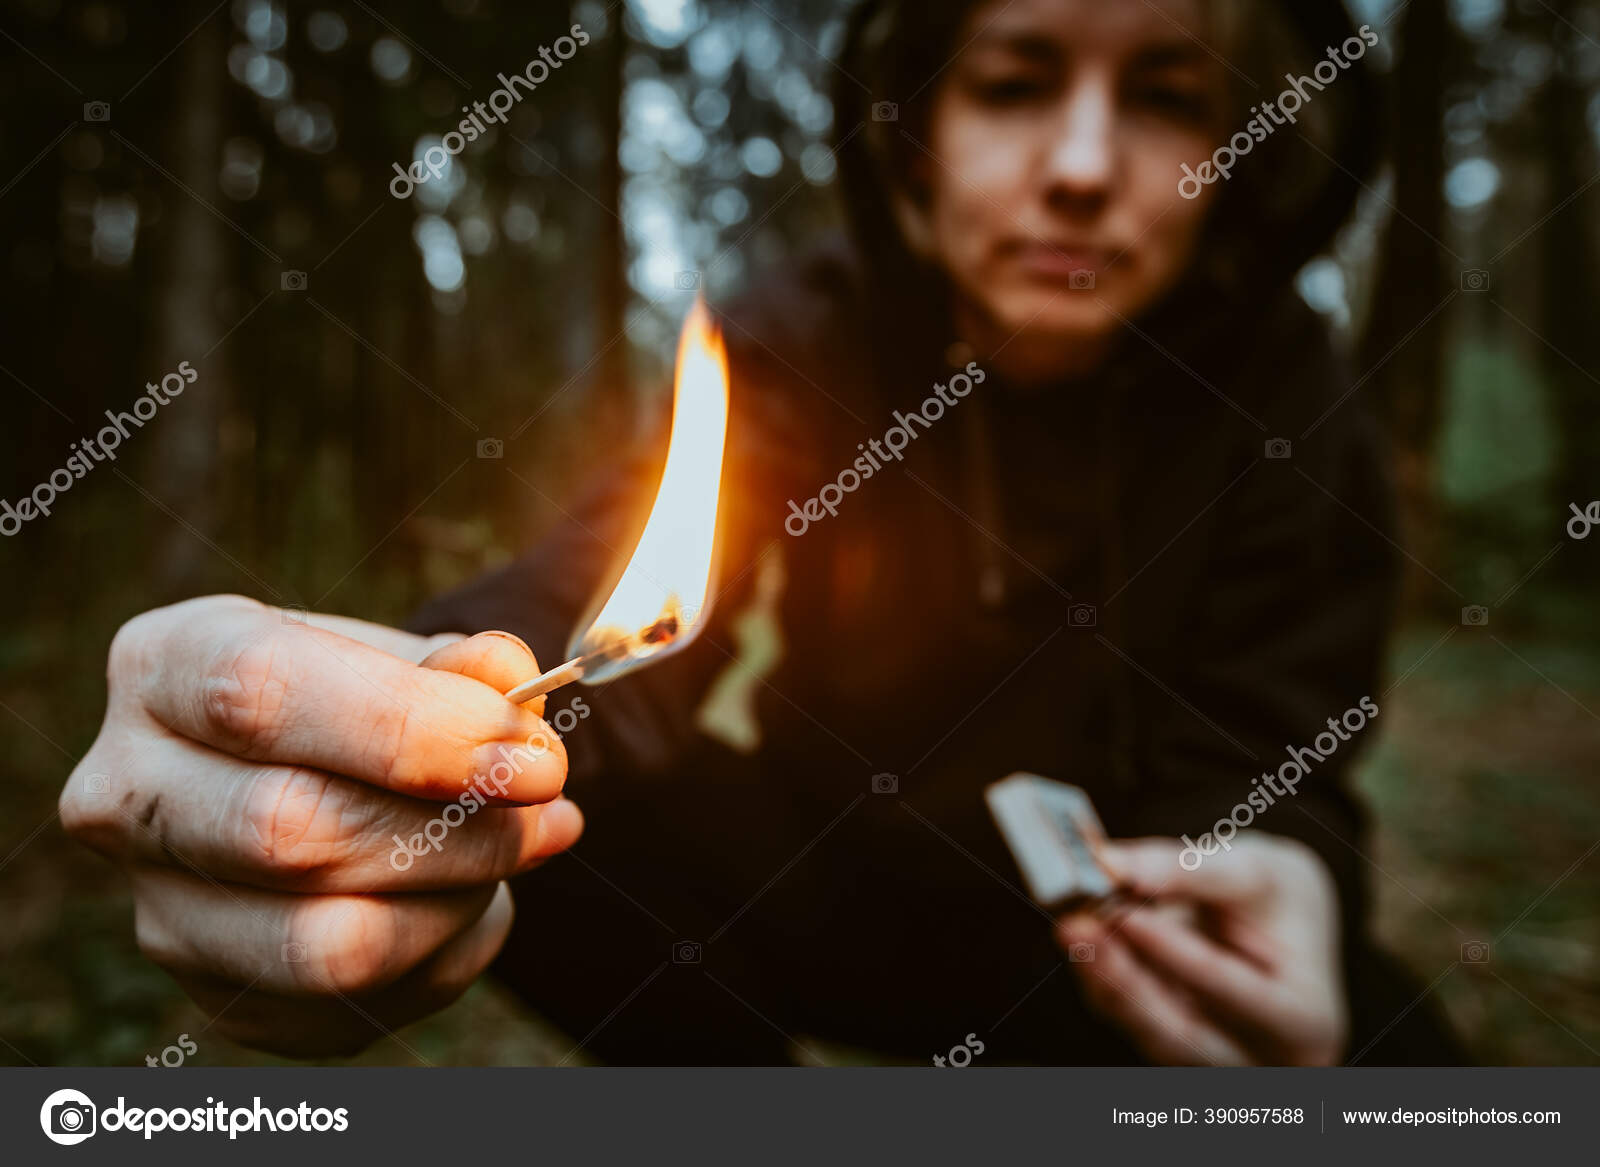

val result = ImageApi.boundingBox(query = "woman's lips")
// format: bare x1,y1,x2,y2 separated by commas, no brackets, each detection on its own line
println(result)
1010,241,1122,280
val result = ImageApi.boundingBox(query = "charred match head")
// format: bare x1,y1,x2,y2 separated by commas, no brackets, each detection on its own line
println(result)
641,612,679,645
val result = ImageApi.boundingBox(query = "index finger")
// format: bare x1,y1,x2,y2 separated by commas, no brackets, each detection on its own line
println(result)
130,598,565,804
1101,836,1273,905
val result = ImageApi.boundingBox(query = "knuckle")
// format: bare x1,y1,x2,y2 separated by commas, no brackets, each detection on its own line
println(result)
132,898,184,974
57,768,96,838
107,610,160,687
372,704,419,791
298,899,404,996
184,593,266,618
109,596,262,688
240,766,349,880
202,630,290,752
59,747,151,854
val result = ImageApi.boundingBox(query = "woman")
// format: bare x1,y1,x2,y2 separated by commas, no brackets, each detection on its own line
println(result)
63,0,1461,1064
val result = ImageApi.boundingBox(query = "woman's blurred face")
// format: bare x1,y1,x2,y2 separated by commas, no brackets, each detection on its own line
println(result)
922,0,1228,375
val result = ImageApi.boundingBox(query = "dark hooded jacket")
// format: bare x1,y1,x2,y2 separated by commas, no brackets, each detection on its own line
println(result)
411,0,1461,1064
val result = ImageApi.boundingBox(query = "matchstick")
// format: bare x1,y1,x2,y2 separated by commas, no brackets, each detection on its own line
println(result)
501,612,682,705
503,656,588,705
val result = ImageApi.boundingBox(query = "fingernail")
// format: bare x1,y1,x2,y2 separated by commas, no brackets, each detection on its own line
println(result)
470,733,565,803
477,629,534,656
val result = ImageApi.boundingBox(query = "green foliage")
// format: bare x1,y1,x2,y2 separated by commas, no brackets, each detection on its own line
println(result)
1434,337,1556,519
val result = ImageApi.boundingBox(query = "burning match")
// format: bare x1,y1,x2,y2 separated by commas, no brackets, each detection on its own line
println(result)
500,298,729,707
503,612,680,704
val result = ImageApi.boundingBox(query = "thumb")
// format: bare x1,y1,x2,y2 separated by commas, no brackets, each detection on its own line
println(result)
421,630,547,717
419,631,568,807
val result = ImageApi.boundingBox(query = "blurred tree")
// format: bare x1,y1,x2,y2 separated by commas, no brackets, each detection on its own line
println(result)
1535,0,1600,519
1363,0,1458,468
149,3,229,594
592,5,628,436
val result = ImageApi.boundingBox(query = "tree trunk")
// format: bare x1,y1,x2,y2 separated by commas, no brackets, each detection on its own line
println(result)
1362,0,1454,460
1539,0,1600,518
148,4,229,596
592,10,629,441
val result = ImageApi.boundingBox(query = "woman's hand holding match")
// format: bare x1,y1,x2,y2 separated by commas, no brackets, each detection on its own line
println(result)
1057,833,1347,1066
57,595,584,1057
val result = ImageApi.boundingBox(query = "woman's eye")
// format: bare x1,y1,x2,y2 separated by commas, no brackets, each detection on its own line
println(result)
973,76,1049,106
1127,83,1212,122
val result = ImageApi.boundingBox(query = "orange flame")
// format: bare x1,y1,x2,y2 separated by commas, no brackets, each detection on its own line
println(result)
567,297,729,684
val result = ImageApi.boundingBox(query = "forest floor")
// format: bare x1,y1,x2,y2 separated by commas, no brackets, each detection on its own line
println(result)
1356,619,1600,1065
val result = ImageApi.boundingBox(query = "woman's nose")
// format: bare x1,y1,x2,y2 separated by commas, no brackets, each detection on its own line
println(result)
1043,76,1116,202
